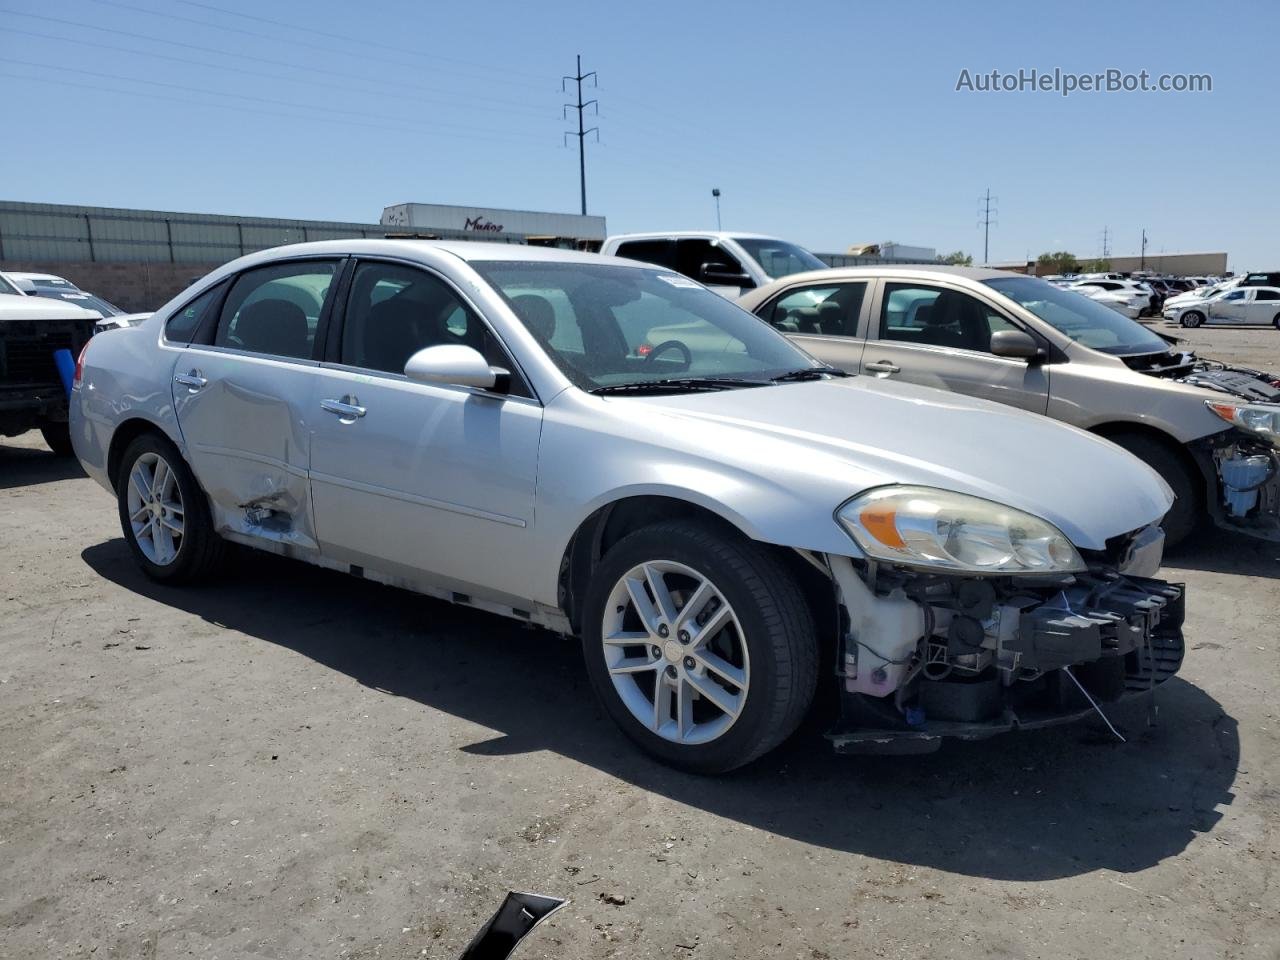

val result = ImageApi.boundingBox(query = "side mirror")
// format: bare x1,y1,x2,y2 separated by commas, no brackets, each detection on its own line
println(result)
990,329,1045,362
699,263,755,288
404,344,510,392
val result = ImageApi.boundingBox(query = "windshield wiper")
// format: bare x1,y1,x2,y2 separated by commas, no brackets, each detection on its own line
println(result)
589,376,771,395
769,366,849,382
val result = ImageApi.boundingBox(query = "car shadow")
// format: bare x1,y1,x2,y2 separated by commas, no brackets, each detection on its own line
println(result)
0,441,85,489
82,539,1239,883
1166,526,1280,578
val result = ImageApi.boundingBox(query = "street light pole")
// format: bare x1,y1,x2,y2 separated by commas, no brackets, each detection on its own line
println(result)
712,188,722,231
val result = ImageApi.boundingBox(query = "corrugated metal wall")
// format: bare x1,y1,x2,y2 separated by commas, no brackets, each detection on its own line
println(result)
0,200,385,264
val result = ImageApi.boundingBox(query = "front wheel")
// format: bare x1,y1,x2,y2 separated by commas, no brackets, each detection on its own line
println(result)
1181,311,1204,328
1111,434,1202,548
581,520,818,774
116,432,224,583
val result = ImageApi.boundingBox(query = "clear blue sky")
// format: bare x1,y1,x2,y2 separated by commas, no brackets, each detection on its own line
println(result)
2,0,1275,268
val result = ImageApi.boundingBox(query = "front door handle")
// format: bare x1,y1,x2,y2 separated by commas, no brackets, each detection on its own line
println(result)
174,370,207,391
864,360,901,375
321,396,367,421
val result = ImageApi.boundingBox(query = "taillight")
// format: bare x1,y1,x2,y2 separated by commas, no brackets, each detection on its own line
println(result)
73,341,90,387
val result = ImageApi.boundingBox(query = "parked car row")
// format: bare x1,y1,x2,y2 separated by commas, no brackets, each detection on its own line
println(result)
71,238,1197,773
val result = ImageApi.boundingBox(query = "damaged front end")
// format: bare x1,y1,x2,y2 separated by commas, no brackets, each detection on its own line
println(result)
823,549,1185,754
1130,353,1280,540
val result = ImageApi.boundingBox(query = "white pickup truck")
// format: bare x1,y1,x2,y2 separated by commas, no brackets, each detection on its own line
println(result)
601,231,827,298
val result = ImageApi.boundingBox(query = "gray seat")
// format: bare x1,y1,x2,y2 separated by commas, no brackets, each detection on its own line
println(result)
234,299,309,357
510,294,556,341
360,297,448,374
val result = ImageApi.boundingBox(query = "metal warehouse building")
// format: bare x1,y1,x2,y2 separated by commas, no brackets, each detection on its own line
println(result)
0,200,607,311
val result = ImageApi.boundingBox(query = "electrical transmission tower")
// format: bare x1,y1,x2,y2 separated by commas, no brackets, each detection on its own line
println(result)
562,55,598,216
977,189,998,264
1100,225,1111,260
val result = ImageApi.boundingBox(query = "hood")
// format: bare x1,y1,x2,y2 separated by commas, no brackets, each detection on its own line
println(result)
0,292,99,322
627,376,1173,551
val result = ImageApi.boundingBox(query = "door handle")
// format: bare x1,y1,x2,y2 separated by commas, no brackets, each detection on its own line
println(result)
864,360,901,375
321,397,366,420
174,371,207,390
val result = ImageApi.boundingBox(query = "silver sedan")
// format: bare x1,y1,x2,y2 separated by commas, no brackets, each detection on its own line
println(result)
72,241,1185,771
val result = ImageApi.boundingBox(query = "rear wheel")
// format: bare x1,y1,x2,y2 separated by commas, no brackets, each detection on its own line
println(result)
1273,313,1280,330
116,432,224,583
1111,433,1202,548
1181,311,1204,328
581,519,818,774
39,422,74,457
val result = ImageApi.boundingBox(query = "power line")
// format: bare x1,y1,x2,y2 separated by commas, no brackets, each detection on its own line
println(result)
0,56,548,141
0,67,544,148
562,55,598,216
81,0,546,89
0,9,552,114
172,0,549,81
977,188,998,264
4,26,553,121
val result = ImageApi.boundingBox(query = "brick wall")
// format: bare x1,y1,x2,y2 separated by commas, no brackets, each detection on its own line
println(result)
0,260,224,313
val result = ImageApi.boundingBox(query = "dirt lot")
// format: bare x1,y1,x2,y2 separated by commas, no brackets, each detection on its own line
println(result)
2,324,1278,960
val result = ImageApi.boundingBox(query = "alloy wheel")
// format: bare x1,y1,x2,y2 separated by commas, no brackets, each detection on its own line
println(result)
125,451,185,566
600,560,750,745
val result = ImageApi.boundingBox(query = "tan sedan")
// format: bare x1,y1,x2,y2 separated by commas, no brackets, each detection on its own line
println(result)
738,265,1280,546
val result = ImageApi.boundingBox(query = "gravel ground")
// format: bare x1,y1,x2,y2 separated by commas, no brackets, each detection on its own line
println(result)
2,324,1278,960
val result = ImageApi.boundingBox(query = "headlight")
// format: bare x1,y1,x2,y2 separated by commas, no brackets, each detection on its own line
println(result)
837,486,1086,574
1207,401,1280,444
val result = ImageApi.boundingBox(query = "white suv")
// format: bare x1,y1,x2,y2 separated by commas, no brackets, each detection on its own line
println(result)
602,232,827,298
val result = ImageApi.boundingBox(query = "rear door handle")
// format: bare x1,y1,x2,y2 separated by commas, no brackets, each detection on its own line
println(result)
174,371,207,391
864,360,901,375
321,397,366,420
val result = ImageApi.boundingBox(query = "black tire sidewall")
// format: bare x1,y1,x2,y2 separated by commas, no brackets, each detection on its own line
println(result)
580,521,815,774
40,422,74,457
1111,434,1201,548
115,433,214,582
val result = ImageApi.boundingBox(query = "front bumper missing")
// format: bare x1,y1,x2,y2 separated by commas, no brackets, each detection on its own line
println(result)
826,564,1186,755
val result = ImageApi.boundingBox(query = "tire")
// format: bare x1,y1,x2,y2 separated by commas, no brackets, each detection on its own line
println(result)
580,519,818,774
39,422,74,457
116,432,224,583
1180,311,1204,328
1111,433,1202,548
1273,313,1280,330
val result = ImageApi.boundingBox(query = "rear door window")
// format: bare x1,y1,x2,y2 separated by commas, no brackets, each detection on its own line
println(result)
165,284,225,344
761,283,867,337
612,240,676,270
214,260,339,360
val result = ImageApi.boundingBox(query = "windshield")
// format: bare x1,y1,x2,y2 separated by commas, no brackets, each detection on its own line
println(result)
29,277,78,290
731,238,826,279
472,261,823,392
985,276,1170,355
36,290,124,316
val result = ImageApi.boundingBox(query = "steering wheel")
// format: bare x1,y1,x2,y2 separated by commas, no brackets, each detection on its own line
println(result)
644,339,692,370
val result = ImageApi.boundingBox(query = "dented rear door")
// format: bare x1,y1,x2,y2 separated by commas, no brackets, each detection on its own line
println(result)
171,258,343,554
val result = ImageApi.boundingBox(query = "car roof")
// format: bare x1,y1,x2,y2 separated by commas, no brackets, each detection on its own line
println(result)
234,238,646,268
0,291,99,320
605,231,785,243
8,271,73,282
760,264,1020,285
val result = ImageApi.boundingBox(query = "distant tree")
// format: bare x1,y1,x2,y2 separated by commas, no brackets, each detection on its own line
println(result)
940,250,974,266
1077,258,1112,273
1037,251,1079,273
